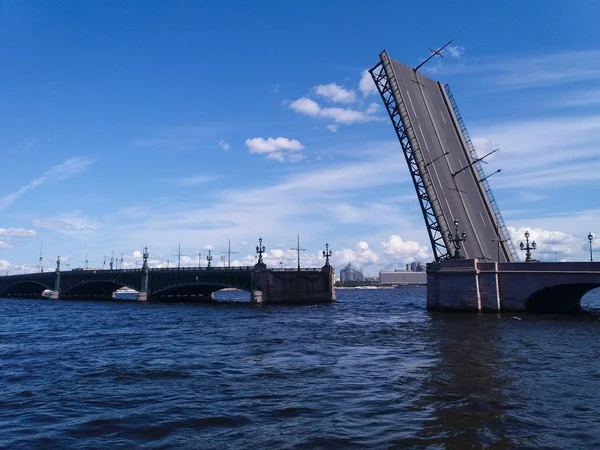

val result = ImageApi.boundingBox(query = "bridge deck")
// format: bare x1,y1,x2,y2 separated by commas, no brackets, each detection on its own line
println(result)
385,57,511,262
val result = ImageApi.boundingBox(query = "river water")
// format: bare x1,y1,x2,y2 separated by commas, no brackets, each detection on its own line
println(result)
2,288,600,449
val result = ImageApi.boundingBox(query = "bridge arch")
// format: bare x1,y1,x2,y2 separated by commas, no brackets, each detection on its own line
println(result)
0,280,53,298
152,282,248,301
526,283,600,313
61,280,137,300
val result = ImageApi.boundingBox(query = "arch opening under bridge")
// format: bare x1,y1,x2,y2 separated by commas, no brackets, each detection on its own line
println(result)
526,283,600,314
61,280,138,300
0,280,53,299
152,282,250,302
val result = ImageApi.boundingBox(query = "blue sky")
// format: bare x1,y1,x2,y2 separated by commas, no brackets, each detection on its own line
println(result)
2,1,600,274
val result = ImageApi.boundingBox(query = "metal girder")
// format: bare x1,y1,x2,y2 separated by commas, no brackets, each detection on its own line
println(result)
370,51,450,262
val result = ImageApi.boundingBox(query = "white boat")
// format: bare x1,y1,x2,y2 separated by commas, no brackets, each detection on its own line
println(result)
112,287,139,301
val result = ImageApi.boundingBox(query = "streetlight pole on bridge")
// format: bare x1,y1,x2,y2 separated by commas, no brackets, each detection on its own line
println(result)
492,238,507,262
322,242,332,266
448,219,467,259
589,232,594,262
520,231,537,262
256,237,265,265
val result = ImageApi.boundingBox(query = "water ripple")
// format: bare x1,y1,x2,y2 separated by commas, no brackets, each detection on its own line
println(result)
1,288,600,448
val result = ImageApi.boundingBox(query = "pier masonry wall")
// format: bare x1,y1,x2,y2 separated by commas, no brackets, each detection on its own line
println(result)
252,265,335,305
427,259,600,313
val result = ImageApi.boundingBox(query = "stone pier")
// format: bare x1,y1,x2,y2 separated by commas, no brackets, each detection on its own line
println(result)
252,264,336,304
427,259,600,313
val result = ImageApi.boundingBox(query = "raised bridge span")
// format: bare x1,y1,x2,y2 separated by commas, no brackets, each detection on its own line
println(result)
370,51,516,263
370,50,599,313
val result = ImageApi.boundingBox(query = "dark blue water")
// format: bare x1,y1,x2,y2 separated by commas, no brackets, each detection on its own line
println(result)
2,288,600,449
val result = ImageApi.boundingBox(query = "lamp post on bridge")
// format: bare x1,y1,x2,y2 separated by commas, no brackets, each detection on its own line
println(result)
519,230,537,262
206,250,212,268
322,242,332,266
142,247,148,271
448,219,467,259
256,237,265,266
589,232,594,262
492,238,506,262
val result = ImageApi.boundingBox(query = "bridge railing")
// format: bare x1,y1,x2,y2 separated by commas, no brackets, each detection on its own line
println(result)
270,268,323,272
1,266,327,278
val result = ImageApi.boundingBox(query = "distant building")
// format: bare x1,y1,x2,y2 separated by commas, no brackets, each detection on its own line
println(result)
340,262,364,284
379,270,426,285
406,262,426,272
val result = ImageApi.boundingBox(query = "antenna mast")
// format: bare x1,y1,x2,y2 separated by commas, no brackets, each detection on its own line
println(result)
414,39,454,72
290,234,307,271
171,243,187,269
221,239,239,268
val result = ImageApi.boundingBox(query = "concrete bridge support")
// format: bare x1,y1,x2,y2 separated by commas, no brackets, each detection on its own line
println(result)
427,259,600,313
252,265,335,304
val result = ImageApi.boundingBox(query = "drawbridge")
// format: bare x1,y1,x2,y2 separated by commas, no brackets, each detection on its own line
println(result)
370,50,517,263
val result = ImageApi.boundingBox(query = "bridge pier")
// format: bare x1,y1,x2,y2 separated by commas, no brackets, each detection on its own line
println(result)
427,259,600,313
253,265,335,304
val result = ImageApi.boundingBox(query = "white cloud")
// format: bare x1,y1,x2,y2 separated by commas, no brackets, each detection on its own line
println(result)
314,83,356,103
0,240,11,249
445,45,464,58
33,219,87,230
359,70,377,97
133,124,229,151
508,227,587,262
427,50,600,91
471,115,600,188
327,124,338,132
173,175,216,187
289,98,321,116
218,140,230,151
365,102,379,114
0,157,92,211
0,228,37,237
31,212,98,239
289,97,381,124
380,235,430,264
334,241,379,267
245,137,304,163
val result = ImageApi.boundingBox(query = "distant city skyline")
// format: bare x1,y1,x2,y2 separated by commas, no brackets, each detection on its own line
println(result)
1,1,599,275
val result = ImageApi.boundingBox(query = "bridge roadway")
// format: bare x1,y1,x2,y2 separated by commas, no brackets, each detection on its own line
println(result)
387,58,511,262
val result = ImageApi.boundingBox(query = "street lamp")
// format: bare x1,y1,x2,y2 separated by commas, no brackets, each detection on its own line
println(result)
206,250,213,268
519,230,537,262
448,218,467,259
492,238,506,262
589,232,594,262
256,237,265,265
322,242,332,266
